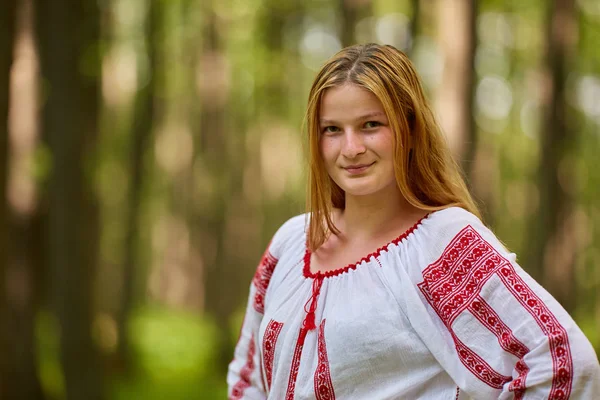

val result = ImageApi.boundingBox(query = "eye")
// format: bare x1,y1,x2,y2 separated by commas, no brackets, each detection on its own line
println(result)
322,126,340,134
363,121,381,129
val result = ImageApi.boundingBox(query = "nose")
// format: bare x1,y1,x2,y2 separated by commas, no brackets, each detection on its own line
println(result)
341,130,366,159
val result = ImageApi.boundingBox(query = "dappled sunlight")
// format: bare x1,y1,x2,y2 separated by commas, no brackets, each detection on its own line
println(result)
478,12,514,48
411,37,443,90
575,75,600,125
300,26,342,71
476,76,513,122
520,100,540,138
375,13,411,50
8,15,38,216
148,213,200,310
505,180,539,219
154,123,194,176
93,312,119,354
195,51,231,108
259,122,303,200
102,45,138,108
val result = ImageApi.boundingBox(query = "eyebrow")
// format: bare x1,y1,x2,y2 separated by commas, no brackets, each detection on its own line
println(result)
319,112,386,125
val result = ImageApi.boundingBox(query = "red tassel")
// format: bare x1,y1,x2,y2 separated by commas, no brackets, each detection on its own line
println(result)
303,276,323,331
304,312,316,331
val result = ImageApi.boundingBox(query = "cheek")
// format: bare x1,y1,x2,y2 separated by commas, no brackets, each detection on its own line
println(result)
319,138,337,164
375,132,395,156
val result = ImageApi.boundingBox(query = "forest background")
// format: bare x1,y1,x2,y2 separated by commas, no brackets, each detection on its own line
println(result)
1,0,599,398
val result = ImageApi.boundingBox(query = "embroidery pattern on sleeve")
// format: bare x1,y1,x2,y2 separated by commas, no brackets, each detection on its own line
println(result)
314,319,335,400
499,262,573,399
230,333,256,400
263,319,284,390
469,296,529,399
418,225,573,398
253,248,278,314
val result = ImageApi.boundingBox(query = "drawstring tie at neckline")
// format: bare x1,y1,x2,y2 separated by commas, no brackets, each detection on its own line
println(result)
303,276,324,331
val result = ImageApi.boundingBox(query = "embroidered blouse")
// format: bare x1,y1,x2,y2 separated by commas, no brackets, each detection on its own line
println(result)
227,207,600,399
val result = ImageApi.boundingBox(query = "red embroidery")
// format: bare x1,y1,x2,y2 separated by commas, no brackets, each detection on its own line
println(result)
230,334,256,399
498,264,573,399
303,214,428,278
252,248,278,314
263,319,283,390
510,360,529,400
468,296,530,398
418,225,573,397
286,328,307,400
314,319,335,400
453,334,511,388
454,386,460,400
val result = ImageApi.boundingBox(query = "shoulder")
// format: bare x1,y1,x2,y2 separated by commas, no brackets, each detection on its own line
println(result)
423,207,492,242
425,206,484,232
268,213,308,258
415,206,510,266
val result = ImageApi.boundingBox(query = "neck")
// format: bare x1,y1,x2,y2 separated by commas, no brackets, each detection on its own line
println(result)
335,184,422,242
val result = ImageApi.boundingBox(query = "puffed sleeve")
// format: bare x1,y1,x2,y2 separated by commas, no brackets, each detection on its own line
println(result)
408,209,600,399
227,215,303,399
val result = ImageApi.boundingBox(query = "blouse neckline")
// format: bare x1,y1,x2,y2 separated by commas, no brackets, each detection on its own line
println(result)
302,213,430,279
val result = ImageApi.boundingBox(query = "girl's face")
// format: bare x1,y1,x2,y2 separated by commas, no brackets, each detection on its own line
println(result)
319,84,398,200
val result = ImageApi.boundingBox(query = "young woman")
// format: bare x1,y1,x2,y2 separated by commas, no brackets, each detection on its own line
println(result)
227,44,600,399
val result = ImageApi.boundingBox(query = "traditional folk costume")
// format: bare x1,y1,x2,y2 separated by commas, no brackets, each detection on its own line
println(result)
228,207,600,399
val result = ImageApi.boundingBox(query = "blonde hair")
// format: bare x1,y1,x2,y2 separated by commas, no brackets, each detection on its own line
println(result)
305,43,481,251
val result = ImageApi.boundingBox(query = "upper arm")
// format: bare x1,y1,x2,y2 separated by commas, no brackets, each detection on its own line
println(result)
415,215,600,398
227,214,306,399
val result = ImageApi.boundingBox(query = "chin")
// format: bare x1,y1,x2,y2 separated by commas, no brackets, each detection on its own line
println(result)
334,175,397,198
337,182,382,197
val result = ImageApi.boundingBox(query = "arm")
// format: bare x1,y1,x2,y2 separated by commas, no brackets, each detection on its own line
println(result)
227,247,278,400
227,215,303,399
411,215,600,399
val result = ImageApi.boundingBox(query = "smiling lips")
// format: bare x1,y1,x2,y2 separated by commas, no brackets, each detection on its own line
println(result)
343,162,374,175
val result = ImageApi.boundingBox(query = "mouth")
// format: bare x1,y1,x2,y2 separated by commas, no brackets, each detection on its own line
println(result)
343,162,374,175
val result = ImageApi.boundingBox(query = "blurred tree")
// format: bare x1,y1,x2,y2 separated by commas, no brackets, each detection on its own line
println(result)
0,0,18,396
531,0,578,311
255,0,306,243
199,0,232,372
339,0,373,47
115,0,159,374
257,1,290,117
436,0,477,175
34,0,105,398
408,0,420,56
1,0,46,398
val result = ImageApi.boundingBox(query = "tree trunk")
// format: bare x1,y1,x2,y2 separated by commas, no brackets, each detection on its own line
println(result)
115,0,158,374
530,0,577,311
34,1,105,398
0,0,18,396
408,0,420,56
198,1,232,373
1,0,47,398
436,0,477,170
338,0,372,47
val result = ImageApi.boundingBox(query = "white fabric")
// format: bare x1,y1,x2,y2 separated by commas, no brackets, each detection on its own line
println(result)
227,207,600,399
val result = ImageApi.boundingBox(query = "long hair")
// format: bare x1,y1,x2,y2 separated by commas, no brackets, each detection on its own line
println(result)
305,43,480,251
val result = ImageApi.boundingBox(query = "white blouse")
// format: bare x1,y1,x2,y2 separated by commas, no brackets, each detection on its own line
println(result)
227,207,600,399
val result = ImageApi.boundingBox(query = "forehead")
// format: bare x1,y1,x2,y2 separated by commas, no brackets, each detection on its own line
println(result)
319,84,385,119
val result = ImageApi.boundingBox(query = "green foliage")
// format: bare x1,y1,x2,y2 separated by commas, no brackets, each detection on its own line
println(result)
115,306,227,399
36,312,64,400
37,307,228,400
